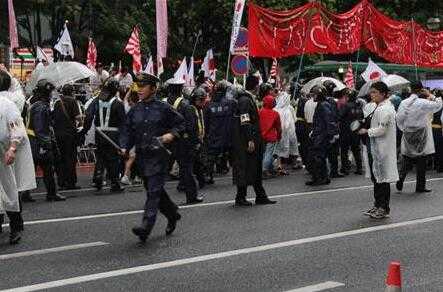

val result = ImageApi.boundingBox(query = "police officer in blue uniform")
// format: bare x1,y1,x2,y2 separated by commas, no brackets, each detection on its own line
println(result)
120,73,184,243
205,81,235,183
81,78,126,193
166,78,204,204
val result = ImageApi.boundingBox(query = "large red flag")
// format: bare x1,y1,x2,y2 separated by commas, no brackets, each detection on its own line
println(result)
124,27,142,73
86,38,97,70
8,0,19,49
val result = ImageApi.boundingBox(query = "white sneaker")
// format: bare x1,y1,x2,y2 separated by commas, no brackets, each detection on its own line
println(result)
120,175,131,185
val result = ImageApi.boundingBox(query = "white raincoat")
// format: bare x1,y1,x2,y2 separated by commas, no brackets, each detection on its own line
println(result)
0,98,32,213
2,78,37,193
362,100,399,183
397,94,442,157
274,92,299,158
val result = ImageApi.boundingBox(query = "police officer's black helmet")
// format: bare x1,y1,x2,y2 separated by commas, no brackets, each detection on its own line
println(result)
214,80,230,95
323,80,337,94
99,78,119,100
35,79,55,97
190,87,207,103
310,85,327,100
259,82,273,99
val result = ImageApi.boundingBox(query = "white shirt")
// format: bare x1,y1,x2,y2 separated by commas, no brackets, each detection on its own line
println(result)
304,98,318,123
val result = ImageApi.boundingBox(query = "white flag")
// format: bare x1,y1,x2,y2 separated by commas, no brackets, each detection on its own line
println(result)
361,59,387,82
202,49,216,81
143,56,155,75
36,46,53,64
229,0,246,54
54,23,74,58
174,57,188,83
187,57,195,87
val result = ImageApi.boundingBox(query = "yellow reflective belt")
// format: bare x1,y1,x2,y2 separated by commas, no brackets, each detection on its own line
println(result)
173,97,184,110
25,105,35,137
432,124,442,129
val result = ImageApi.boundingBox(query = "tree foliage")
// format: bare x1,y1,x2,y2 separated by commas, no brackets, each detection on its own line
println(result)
0,0,440,75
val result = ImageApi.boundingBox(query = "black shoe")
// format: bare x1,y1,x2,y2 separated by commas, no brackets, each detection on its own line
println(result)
340,170,350,176
21,193,35,203
46,194,66,202
110,187,125,193
355,170,363,175
177,186,186,193
234,198,253,207
9,231,22,245
206,178,215,185
166,213,182,236
255,197,277,205
396,180,403,191
306,179,330,186
416,189,432,193
186,196,204,205
132,227,149,243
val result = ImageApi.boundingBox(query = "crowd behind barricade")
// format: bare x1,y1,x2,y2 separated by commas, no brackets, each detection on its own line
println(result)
1,61,443,244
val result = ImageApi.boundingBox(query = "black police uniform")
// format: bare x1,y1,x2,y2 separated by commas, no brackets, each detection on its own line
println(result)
82,96,126,191
27,100,60,200
295,95,311,171
168,95,203,203
205,90,235,181
120,95,184,240
326,96,341,177
308,100,338,184
338,99,364,174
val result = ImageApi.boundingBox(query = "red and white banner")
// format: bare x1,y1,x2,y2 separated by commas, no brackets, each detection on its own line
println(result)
86,38,97,70
202,49,216,81
156,0,168,76
124,27,142,73
8,0,19,49
248,1,443,68
344,62,354,88
229,0,246,54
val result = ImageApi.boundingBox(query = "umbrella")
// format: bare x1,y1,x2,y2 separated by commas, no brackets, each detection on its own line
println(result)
26,62,95,95
358,74,410,97
300,77,346,95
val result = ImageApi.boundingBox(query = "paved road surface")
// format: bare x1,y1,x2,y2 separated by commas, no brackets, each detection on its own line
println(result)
1,169,443,291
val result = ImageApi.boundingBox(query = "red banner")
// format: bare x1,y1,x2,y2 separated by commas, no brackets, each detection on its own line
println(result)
248,1,443,68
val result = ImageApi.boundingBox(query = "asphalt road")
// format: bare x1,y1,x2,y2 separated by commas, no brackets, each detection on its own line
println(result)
2,169,443,292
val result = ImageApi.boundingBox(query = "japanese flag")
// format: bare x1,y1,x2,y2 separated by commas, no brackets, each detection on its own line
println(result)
361,59,387,82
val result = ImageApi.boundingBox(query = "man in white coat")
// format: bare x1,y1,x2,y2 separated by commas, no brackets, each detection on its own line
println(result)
396,82,442,193
359,82,398,219
0,71,36,244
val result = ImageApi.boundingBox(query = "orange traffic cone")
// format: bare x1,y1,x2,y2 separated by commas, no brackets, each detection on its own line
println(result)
385,261,402,292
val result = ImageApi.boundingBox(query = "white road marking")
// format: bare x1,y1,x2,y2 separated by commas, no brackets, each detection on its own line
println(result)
2,177,442,229
3,213,443,292
0,242,109,261
285,281,345,292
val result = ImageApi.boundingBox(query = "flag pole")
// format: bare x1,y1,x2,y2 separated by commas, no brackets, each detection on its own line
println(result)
191,31,202,58
226,52,231,80
411,18,419,81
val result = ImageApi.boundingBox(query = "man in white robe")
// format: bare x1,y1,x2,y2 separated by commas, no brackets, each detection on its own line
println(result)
396,82,442,193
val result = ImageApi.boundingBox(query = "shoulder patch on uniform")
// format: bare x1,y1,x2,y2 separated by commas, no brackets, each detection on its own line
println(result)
240,113,250,123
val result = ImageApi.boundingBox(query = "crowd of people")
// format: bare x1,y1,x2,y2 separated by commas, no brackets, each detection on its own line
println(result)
1,61,443,244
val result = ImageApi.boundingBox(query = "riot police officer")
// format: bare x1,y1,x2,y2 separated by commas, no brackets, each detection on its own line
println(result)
166,78,204,204
323,80,343,178
205,81,235,183
120,73,184,243
28,80,66,201
81,78,126,193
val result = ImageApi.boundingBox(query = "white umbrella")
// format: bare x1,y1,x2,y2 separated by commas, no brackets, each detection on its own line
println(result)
26,62,95,95
301,77,346,95
358,74,410,97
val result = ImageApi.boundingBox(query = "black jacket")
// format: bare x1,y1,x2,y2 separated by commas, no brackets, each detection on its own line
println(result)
120,98,185,177
311,100,338,152
231,90,263,186
205,91,235,153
